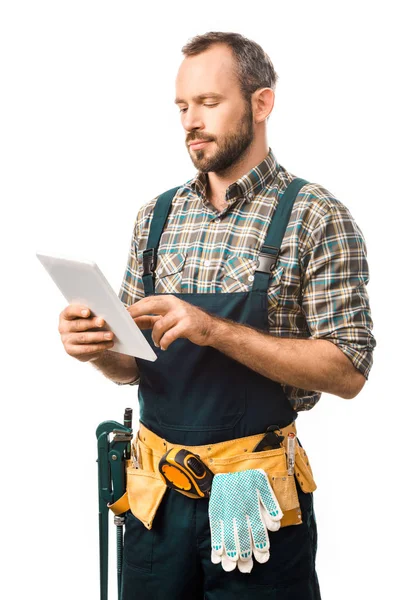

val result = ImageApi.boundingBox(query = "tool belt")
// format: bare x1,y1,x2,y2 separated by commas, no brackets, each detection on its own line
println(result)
109,422,317,530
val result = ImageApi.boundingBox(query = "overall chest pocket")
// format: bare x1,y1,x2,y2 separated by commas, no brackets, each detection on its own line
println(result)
221,255,286,329
221,255,258,293
221,255,285,302
154,252,186,294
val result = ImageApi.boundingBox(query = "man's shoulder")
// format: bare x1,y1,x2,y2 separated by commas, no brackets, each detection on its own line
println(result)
280,170,356,231
136,183,190,224
276,169,363,255
298,181,349,214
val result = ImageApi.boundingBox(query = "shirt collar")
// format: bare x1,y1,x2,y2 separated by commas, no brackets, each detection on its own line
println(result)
185,147,280,205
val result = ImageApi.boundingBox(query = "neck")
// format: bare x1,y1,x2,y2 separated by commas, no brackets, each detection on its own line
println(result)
206,140,269,208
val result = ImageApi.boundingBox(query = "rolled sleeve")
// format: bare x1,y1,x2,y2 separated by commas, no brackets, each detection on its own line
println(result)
300,205,376,379
116,214,145,386
118,214,145,308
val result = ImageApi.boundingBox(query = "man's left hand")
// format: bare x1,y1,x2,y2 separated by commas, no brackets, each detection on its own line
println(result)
127,295,216,350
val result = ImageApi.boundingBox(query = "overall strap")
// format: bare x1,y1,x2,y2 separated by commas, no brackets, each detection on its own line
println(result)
252,178,309,292
142,186,181,296
141,178,309,296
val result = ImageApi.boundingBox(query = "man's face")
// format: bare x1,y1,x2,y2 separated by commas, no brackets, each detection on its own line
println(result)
175,44,254,174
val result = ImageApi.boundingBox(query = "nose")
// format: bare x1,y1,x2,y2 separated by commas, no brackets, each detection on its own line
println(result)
182,106,205,134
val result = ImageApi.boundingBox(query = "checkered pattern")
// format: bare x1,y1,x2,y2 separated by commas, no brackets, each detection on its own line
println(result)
118,147,376,410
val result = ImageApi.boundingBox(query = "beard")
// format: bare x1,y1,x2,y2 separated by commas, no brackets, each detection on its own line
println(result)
188,101,254,174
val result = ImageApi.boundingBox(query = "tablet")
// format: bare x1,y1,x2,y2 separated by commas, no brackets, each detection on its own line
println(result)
36,252,157,361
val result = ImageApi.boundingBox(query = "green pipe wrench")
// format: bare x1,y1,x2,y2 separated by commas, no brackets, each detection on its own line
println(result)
96,408,133,600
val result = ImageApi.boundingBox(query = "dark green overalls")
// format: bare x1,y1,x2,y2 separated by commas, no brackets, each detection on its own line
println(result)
121,178,321,599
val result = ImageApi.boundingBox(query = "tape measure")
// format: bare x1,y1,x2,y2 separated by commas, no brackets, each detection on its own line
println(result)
158,447,214,499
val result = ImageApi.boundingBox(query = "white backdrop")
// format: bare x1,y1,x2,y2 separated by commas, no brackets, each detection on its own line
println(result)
1,1,398,598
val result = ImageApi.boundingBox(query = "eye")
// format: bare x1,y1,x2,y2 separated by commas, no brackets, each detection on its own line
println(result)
179,103,219,114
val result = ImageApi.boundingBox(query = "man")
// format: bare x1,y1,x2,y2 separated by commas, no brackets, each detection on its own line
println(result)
58,32,375,599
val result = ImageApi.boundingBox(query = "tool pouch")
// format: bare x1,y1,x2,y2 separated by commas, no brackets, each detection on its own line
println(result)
210,446,303,527
124,432,317,530
125,437,167,530
126,467,167,530
294,442,317,493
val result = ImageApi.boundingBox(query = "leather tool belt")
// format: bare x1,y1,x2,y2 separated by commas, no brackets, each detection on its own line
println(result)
109,422,317,530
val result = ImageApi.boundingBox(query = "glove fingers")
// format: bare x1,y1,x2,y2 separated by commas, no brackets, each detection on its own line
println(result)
259,501,281,532
238,555,254,573
210,518,223,556
248,512,270,554
211,548,222,565
249,510,271,564
256,469,283,522
221,519,253,572
221,553,237,572
236,516,252,561
223,518,238,561
253,546,271,564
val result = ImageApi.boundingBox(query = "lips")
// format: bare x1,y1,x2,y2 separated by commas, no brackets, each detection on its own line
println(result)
189,140,211,150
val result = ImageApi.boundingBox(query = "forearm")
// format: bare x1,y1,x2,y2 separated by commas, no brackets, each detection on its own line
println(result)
91,350,140,384
208,317,365,399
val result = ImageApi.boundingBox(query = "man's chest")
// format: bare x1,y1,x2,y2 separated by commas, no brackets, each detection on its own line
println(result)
136,195,303,309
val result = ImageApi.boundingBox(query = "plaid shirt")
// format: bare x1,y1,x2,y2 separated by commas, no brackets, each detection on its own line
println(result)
118,147,376,411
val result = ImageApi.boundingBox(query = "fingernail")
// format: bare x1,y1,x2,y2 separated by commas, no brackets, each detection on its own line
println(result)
82,309,89,317
96,318,103,327
104,332,112,339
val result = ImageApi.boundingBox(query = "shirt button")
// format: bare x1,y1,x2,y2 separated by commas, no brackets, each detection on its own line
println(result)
248,275,254,282
215,218,221,224
204,260,211,267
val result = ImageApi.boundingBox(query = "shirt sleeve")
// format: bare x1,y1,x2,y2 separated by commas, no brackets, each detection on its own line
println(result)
300,204,376,379
116,214,145,386
118,214,145,308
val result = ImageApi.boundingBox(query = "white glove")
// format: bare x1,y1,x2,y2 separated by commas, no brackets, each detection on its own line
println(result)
208,468,283,573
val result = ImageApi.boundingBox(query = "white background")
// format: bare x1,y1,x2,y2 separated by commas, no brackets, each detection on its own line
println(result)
1,1,398,598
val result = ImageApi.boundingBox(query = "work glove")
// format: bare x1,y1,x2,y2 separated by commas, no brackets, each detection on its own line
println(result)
208,468,283,573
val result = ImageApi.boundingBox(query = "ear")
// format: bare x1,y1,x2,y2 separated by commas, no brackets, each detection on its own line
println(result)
252,88,275,124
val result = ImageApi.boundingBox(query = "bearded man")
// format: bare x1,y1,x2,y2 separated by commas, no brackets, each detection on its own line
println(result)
58,31,375,599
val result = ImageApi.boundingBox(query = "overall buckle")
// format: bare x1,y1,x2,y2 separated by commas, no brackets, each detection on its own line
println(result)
142,248,156,276
256,245,279,274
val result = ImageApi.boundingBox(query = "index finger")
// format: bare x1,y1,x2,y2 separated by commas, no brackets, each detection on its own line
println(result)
128,295,174,317
60,304,91,320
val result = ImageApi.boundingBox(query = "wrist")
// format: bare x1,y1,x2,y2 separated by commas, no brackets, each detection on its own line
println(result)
90,349,139,383
207,316,231,348
89,349,111,365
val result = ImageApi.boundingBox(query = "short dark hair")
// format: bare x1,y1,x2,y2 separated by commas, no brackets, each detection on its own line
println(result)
181,31,278,103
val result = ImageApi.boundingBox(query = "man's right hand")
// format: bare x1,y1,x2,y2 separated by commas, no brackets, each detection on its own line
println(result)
58,304,115,363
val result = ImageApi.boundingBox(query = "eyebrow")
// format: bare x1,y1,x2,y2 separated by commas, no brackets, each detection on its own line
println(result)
174,93,225,105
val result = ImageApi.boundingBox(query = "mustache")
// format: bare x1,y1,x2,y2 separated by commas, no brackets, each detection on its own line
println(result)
187,136,214,144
